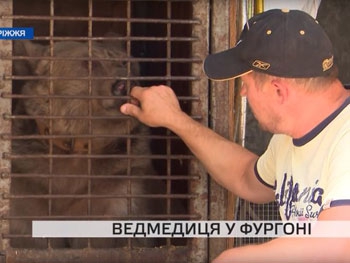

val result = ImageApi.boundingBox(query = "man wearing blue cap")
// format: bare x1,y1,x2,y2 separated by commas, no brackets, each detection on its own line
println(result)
121,9,350,262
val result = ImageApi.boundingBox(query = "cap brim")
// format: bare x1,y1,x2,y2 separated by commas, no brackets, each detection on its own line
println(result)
203,46,251,81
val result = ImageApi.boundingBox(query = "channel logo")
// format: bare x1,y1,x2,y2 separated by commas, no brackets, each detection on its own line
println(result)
0,27,34,40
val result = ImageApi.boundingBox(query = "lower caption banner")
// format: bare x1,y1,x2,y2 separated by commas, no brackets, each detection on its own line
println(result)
32,220,350,238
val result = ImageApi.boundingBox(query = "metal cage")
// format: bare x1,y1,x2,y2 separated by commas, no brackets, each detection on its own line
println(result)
0,0,213,262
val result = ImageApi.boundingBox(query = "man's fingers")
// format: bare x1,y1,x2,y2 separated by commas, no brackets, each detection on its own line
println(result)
129,96,140,106
120,103,141,118
121,86,146,118
129,86,145,100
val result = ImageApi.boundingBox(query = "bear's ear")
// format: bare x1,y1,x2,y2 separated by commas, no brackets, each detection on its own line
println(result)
13,41,48,75
100,32,139,76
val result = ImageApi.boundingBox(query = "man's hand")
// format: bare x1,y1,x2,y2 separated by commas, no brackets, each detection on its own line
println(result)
120,85,183,128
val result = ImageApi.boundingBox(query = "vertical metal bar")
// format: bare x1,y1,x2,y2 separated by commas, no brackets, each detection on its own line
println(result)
189,0,209,262
165,1,172,247
87,0,93,249
126,0,132,207
126,1,132,254
234,6,249,245
207,0,232,260
209,0,233,260
126,0,132,164
254,0,264,14
232,0,250,157
227,0,241,251
0,0,13,254
48,0,55,249
126,1,132,87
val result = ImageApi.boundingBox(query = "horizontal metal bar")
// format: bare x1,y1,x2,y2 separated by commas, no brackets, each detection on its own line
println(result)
3,15,201,24
1,133,181,140
4,75,201,81
4,212,195,223
5,173,200,180
3,153,195,160
3,114,202,121
2,234,32,238
3,193,197,199
4,114,129,120
31,36,199,42
2,247,191,263
1,93,200,102
2,213,200,221
3,56,202,63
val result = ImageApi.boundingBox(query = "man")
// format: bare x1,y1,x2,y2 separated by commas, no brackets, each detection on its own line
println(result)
121,9,350,262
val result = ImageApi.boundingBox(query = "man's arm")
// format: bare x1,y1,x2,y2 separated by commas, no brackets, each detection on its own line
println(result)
213,206,350,263
121,85,274,203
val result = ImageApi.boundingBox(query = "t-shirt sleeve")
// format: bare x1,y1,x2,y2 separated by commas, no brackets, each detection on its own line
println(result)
322,129,350,210
254,134,280,189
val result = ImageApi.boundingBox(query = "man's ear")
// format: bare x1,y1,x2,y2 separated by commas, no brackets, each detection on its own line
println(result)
271,78,289,104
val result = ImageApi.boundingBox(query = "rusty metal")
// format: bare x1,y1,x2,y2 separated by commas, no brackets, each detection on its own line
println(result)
2,15,201,24
0,0,213,262
0,0,12,257
11,36,199,42
207,0,236,260
5,75,201,81
8,174,200,180
4,153,196,160
4,193,197,200
4,113,203,121
4,247,190,263
2,93,200,100
186,0,210,262
3,214,200,221
2,133,181,140
3,56,202,63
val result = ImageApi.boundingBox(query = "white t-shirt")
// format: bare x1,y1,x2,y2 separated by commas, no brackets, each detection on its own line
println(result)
255,97,350,221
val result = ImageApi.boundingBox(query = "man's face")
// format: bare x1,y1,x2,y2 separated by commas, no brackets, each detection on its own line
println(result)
240,72,283,134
